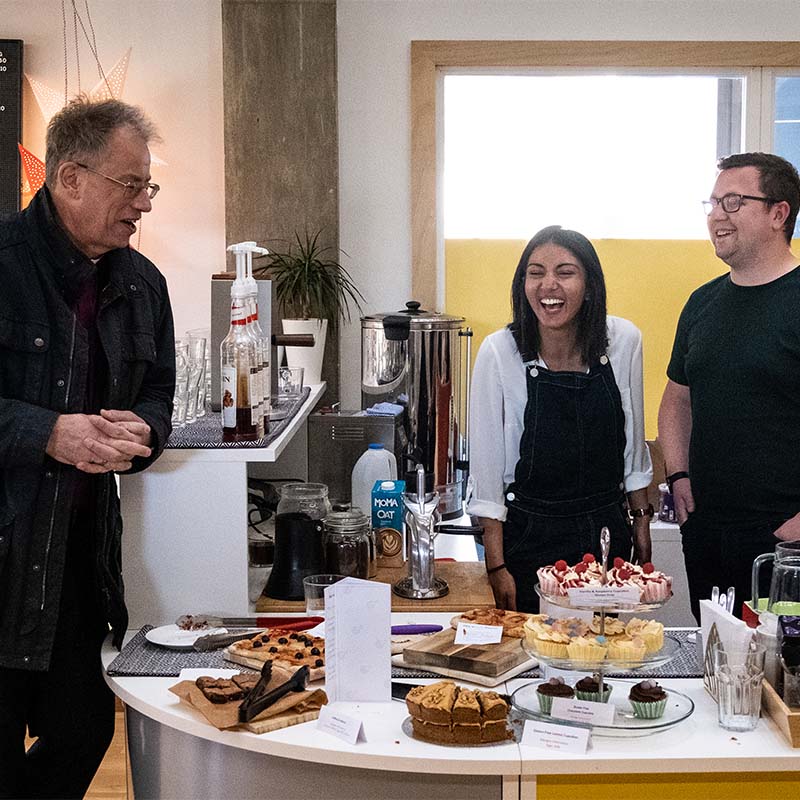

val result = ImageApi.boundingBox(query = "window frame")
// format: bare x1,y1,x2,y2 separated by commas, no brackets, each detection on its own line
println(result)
410,41,800,309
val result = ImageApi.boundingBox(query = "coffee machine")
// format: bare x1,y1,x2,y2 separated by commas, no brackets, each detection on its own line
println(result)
360,301,472,519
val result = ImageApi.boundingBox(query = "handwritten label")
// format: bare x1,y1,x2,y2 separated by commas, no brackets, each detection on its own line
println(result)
317,704,366,744
454,621,503,645
551,696,616,726
566,586,640,607
522,719,590,753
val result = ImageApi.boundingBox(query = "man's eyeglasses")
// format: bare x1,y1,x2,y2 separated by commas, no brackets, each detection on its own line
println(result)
75,162,160,200
701,193,774,215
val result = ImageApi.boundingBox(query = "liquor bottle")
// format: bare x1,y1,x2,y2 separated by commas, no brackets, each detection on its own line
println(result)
221,245,259,442
243,243,271,436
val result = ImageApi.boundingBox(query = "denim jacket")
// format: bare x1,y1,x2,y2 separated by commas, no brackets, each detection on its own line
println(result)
0,189,175,669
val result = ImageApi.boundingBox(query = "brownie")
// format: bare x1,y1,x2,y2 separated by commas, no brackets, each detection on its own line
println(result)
195,677,244,704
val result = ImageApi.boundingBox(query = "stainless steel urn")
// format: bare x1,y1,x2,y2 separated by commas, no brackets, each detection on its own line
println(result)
361,301,471,519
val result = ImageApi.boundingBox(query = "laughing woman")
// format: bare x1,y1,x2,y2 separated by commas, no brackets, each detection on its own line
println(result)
467,226,653,612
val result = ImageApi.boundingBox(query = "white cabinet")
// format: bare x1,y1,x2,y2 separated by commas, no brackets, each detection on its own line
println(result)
120,384,325,627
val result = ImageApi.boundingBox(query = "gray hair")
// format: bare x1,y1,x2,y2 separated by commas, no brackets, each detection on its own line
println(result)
45,95,160,186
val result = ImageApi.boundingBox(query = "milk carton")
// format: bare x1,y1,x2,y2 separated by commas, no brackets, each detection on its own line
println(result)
372,479,405,567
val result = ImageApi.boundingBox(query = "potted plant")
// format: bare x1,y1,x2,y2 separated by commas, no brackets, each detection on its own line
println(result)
254,229,364,384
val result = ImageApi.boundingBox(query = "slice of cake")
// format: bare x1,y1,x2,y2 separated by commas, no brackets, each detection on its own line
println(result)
452,688,481,724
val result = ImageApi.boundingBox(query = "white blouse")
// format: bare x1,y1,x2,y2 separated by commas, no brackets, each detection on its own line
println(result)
466,316,653,522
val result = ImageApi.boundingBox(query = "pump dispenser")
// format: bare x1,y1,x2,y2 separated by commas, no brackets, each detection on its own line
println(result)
220,243,259,441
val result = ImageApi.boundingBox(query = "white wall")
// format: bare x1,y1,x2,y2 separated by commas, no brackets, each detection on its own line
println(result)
337,0,800,408
2,0,224,338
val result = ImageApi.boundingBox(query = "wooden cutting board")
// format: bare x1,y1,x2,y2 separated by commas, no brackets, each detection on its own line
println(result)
401,628,528,677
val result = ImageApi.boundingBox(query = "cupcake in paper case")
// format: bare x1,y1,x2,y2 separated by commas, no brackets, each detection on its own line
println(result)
606,635,647,663
536,677,574,714
628,680,668,719
565,635,608,664
625,618,665,654
574,675,613,703
524,621,570,658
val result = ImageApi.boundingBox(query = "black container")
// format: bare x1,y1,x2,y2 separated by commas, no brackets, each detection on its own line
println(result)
263,513,326,600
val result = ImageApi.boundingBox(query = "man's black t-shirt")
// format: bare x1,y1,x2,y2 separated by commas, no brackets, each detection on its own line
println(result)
667,266,800,526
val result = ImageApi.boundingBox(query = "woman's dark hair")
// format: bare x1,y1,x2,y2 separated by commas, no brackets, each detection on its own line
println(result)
508,225,608,365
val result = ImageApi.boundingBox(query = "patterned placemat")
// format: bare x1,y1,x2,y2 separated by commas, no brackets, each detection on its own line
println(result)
166,387,311,449
106,626,260,677
391,630,702,681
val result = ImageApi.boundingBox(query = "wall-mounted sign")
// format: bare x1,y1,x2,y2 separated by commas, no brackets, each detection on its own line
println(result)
0,39,22,214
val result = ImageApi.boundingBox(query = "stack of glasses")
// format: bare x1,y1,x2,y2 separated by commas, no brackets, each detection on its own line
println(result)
172,329,210,428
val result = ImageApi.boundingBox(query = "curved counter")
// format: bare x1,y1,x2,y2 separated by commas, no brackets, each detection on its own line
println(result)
104,614,800,800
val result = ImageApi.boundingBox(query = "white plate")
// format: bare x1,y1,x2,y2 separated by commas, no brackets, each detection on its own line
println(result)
145,624,227,649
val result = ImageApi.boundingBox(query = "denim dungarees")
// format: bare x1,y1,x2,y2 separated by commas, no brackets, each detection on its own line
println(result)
503,355,632,612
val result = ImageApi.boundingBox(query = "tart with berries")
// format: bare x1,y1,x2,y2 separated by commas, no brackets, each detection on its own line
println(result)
224,628,325,680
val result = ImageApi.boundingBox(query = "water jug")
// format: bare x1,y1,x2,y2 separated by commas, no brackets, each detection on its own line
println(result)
351,443,397,518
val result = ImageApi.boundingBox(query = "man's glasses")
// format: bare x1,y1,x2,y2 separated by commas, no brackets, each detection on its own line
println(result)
76,162,160,200
701,193,774,215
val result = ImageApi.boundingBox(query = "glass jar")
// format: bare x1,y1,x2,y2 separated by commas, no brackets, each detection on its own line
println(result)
276,482,331,519
264,483,331,600
324,508,374,579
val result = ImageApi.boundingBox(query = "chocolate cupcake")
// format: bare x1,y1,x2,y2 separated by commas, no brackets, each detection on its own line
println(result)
574,675,613,703
536,677,574,714
628,680,667,719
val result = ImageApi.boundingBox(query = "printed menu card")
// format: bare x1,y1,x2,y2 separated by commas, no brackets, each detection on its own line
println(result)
324,577,391,703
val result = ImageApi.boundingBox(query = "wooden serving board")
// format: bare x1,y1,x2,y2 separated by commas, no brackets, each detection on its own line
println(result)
244,708,321,734
401,628,528,677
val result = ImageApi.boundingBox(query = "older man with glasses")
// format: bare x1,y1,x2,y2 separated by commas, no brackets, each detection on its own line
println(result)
0,97,175,799
659,152,800,624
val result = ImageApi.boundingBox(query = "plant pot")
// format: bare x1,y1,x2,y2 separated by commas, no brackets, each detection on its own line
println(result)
282,318,327,385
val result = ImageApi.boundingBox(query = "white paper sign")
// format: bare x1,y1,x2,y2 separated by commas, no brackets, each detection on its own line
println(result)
317,704,366,744
324,577,391,703
522,719,590,753
454,621,503,644
551,696,616,726
567,586,640,607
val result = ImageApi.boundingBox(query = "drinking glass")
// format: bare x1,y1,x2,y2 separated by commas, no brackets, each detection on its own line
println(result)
184,335,207,424
278,366,304,400
302,573,345,617
172,340,189,428
714,641,766,731
186,328,211,418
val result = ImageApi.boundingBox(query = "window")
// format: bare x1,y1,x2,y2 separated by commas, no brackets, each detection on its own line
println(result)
774,75,800,238
444,73,744,240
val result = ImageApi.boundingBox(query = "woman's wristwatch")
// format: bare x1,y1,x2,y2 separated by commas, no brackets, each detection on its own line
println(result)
628,504,654,520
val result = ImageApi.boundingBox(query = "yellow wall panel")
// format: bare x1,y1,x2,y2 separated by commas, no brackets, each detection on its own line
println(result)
535,772,800,800
445,238,729,439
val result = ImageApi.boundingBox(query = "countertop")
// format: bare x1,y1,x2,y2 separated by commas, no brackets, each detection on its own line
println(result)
255,561,496,613
103,614,800,778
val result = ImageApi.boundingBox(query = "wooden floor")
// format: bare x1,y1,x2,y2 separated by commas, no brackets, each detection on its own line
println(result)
24,707,130,800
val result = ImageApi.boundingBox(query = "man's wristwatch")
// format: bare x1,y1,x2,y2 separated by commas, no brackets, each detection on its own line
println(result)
629,504,654,519
666,471,690,493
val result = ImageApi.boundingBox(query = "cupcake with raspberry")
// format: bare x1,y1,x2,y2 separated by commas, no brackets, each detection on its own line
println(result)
628,680,668,719
536,677,574,714
574,675,613,703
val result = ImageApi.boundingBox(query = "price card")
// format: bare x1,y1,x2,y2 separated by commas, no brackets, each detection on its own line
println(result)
454,621,503,644
566,586,639,607
521,718,590,753
317,704,367,744
550,695,616,726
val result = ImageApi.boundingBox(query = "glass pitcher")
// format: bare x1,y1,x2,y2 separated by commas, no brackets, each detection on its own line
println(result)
752,540,800,615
